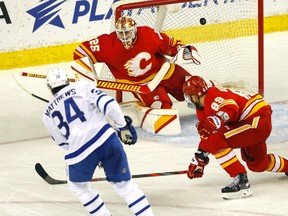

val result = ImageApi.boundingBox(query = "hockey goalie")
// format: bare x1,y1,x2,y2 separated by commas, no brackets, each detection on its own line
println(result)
72,16,201,135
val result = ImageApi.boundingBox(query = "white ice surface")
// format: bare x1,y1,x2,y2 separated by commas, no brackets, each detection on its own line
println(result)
0,32,288,216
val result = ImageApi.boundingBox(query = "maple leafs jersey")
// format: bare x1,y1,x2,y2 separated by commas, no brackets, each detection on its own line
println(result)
42,81,126,165
73,26,182,84
196,87,271,123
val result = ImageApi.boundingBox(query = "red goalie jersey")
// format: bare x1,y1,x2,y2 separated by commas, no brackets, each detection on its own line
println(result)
73,26,181,84
73,18,194,109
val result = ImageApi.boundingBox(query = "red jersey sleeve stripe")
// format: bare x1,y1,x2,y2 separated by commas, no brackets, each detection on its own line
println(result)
78,44,98,64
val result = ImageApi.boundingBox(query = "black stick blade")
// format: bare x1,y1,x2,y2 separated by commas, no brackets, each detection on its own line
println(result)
35,163,67,185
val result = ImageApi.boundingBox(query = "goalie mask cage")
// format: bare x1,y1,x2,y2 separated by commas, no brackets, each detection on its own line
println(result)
99,0,264,102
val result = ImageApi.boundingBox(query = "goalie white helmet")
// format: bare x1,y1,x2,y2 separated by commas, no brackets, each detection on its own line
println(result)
115,16,137,50
46,67,69,93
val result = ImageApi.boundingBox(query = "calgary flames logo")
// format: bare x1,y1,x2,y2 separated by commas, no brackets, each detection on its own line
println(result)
124,52,152,77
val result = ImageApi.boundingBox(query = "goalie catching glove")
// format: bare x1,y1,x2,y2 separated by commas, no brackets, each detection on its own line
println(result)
174,44,201,65
187,149,210,179
117,116,137,145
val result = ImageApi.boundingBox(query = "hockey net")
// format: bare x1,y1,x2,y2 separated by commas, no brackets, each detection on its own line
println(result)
99,0,264,102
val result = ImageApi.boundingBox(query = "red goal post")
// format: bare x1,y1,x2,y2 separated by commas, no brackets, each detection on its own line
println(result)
105,0,264,102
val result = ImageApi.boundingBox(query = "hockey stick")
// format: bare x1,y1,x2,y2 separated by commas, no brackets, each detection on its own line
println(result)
35,163,187,185
146,62,171,92
20,60,171,94
21,71,158,94
12,73,49,103
84,58,171,94
21,72,77,83
70,66,151,94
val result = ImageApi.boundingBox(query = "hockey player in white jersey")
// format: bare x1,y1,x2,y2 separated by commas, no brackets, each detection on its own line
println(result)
42,67,154,216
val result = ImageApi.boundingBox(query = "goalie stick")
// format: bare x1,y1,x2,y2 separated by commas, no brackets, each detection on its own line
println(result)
70,66,151,94
73,58,171,94
35,163,187,185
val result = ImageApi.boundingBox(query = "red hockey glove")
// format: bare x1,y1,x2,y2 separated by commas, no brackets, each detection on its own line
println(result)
187,150,210,179
196,116,224,139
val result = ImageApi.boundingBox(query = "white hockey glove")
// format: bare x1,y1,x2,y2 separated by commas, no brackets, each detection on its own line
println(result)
174,44,201,65
117,116,137,145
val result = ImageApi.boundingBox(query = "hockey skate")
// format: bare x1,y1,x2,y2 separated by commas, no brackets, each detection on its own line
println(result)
285,172,288,176
222,173,252,200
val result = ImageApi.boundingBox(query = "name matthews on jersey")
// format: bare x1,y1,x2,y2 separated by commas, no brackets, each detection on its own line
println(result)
44,89,76,117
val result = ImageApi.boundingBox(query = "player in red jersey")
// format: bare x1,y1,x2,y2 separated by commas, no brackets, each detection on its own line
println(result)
183,75,288,199
73,16,200,109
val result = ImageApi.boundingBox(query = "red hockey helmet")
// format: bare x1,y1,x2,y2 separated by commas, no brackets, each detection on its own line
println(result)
183,76,208,105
